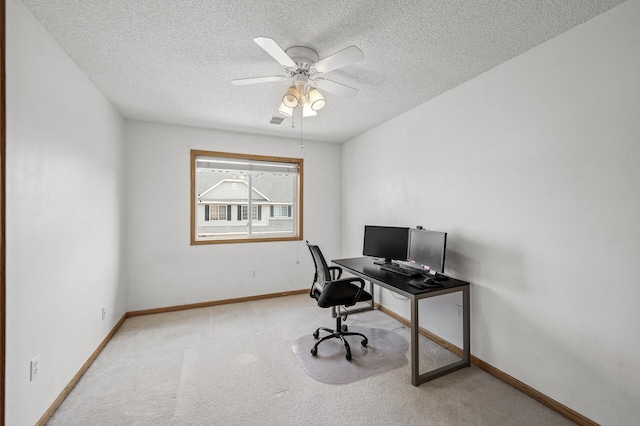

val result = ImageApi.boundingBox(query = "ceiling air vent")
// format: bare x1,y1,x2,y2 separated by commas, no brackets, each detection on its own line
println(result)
269,116,285,125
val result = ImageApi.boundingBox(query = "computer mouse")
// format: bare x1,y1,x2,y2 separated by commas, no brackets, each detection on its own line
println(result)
424,278,441,285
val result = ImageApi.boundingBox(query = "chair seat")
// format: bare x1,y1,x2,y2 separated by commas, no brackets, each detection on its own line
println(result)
312,283,372,309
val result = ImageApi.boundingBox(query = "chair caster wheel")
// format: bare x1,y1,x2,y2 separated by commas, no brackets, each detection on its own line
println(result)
341,324,348,332
361,339,368,347
313,330,319,339
311,347,317,356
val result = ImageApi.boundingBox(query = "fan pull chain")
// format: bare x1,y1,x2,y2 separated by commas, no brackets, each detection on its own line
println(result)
299,108,304,149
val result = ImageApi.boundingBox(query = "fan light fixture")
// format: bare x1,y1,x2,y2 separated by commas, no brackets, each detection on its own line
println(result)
279,82,325,118
278,102,293,117
283,86,299,108
308,89,326,111
302,103,317,117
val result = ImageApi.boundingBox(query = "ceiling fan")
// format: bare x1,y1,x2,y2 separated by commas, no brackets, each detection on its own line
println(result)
231,37,364,117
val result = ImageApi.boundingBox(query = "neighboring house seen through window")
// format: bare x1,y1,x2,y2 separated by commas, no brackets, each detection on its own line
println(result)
191,150,303,244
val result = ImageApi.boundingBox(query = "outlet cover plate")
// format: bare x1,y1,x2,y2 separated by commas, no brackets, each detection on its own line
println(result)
30,355,40,381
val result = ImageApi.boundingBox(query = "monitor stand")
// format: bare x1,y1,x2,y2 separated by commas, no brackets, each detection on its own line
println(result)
373,258,393,266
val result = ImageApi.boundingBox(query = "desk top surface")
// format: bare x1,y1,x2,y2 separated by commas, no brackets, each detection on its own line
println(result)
332,257,469,296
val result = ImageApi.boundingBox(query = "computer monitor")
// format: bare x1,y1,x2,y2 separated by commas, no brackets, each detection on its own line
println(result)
362,225,410,265
408,228,447,273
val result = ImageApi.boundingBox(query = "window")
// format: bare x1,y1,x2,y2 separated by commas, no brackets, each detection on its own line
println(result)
241,205,260,221
191,150,303,244
272,205,292,218
205,205,228,221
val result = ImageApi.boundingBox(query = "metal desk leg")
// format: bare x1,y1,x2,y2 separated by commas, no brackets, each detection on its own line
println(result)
463,286,470,364
411,296,419,386
413,285,471,386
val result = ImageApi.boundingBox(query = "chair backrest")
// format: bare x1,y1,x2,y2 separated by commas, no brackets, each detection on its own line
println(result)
306,243,331,292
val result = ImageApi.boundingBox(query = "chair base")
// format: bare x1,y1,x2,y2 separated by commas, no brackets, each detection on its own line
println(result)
310,316,368,361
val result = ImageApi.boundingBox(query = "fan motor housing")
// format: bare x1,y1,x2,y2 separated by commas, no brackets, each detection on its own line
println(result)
285,46,319,72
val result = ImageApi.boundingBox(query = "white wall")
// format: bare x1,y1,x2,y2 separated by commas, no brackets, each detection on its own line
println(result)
124,121,342,311
342,1,640,424
7,0,637,423
5,0,127,424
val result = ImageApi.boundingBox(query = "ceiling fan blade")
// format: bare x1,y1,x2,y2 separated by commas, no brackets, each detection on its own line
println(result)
312,45,364,74
253,37,297,68
315,78,359,98
231,75,287,86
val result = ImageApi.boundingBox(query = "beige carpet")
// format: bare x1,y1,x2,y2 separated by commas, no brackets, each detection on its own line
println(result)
47,294,574,425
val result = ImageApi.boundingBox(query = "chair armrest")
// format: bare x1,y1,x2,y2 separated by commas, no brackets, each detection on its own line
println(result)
328,266,343,280
347,277,366,305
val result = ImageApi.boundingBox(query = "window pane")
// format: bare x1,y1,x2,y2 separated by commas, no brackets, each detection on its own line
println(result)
239,205,259,221
209,205,227,221
273,205,291,217
191,150,303,244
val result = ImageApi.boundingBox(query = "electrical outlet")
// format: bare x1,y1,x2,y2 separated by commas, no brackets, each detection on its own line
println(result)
30,355,40,381
456,305,463,318
102,308,107,320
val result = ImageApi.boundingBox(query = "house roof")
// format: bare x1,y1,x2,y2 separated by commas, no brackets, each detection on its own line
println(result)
197,174,293,204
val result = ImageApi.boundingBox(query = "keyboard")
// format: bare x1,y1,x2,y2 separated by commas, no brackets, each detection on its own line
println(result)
380,264,421,277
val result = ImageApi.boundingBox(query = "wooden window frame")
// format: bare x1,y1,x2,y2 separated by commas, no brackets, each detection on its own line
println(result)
191,150,303,245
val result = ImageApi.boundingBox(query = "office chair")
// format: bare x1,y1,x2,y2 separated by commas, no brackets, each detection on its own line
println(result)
306,242,372,361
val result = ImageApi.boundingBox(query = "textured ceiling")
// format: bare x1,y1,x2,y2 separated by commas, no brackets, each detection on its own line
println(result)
21,0,626,143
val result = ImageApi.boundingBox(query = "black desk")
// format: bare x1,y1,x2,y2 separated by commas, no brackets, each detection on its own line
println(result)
332,257,470,386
